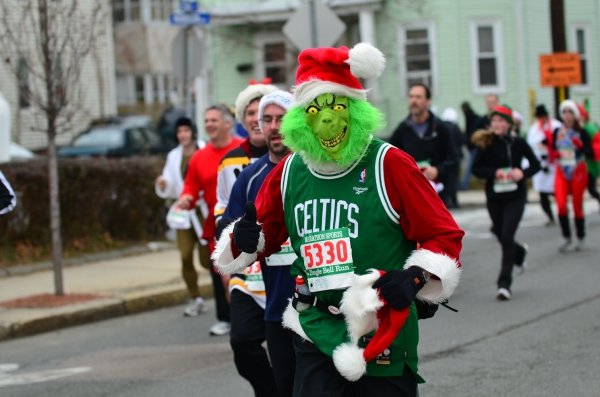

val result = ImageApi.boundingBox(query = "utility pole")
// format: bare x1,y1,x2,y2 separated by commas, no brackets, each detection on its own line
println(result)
549,0,567,116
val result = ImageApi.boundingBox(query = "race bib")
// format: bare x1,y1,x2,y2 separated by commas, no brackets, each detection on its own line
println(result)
558,148,576,167
243,261,265,292
493,168,518,193
166,205,192,229
300,228,355,293
265,239,296,267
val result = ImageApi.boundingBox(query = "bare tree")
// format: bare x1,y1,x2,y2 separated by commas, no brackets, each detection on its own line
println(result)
0,0,107,295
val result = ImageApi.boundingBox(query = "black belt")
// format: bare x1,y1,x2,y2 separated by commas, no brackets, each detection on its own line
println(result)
291,291,344,318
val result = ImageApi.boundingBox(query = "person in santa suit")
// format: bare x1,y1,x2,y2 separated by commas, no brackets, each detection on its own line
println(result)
212,43,463,397
526,104,562,226
552,100,594,252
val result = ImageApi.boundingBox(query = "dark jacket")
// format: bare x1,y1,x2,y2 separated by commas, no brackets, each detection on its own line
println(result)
388,111,459,182
463,108,483,151
472,134,541,201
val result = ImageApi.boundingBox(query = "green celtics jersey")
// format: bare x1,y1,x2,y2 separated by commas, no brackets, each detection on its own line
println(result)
281,138,422,379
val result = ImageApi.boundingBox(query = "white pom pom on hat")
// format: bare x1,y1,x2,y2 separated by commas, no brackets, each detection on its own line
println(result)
346,42,386,80
332,270,410,382
293,42,386,105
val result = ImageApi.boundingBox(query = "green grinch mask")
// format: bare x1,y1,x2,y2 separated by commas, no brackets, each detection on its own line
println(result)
305,94,349,159
281,95,385,167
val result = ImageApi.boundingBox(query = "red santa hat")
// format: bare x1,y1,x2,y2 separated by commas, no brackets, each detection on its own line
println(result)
293,42,386,106
332,270,410,382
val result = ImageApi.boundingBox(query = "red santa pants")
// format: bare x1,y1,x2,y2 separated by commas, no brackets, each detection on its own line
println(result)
555,163,588,219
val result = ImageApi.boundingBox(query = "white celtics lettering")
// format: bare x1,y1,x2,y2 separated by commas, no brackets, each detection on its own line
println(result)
293,199,359,238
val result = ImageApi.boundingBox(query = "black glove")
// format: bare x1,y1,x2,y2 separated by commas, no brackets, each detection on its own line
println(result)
415,299,438,320
233,202,262,253
373,267,426,310
215,216,233,241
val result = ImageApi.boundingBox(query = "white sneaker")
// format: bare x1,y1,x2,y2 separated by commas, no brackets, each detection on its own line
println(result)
209,321,231,336
514,261,527,276
183,297,206,317
496,288,511,301
575,238,585,251
558,238,572,253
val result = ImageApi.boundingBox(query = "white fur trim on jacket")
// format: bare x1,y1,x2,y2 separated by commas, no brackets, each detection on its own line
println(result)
404,249,461,303
339,270,383,343
281,300,312,342
212,220,266,275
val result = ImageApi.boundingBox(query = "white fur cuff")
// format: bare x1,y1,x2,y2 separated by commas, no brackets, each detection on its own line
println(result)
212,221,265,275
281,301,312,342
404,249,461,303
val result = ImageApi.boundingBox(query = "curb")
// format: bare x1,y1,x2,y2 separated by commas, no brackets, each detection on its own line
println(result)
0,242,176,278
0,281,213,342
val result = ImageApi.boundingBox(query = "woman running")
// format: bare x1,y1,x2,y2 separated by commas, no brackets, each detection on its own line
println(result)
472,105,540,301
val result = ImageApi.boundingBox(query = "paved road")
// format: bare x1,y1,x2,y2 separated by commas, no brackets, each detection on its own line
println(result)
1,203,599,396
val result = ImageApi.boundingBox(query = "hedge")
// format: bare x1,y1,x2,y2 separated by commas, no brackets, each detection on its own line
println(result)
0,156,169,266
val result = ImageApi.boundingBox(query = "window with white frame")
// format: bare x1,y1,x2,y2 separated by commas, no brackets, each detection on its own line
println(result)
255,34,297,87
399,23,435,93
572,24,590,88
470,20,505,93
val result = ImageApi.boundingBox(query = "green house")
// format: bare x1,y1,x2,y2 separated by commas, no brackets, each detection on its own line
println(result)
194,0,597,134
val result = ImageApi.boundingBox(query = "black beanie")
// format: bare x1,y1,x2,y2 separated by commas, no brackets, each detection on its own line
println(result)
175,117,196,137
534,104,549,118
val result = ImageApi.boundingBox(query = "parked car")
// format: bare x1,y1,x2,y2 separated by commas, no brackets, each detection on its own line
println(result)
9,142,36,161
58,116,170,158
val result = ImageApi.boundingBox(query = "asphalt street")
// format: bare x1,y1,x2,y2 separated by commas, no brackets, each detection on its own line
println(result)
1,202,599,397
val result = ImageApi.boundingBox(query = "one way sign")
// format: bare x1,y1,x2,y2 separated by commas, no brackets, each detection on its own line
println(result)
539,52,581,87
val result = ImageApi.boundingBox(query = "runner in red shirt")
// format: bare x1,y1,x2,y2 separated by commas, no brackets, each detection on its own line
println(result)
177,104,243,336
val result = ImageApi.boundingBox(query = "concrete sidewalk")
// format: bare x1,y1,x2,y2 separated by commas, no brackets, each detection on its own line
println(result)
0,189,507,342
0,247,213,341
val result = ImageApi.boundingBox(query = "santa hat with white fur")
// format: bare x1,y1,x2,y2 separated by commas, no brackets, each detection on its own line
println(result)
293,42,386,106
258,90,294,130
234,80,278,123
332,270,410,382
559,99,581,121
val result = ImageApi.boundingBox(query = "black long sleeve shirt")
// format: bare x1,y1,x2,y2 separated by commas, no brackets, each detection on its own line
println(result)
472,134,541,201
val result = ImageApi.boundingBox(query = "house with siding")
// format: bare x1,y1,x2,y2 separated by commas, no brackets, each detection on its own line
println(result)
111,0,599,136
196,0,599,135
0,0,116,150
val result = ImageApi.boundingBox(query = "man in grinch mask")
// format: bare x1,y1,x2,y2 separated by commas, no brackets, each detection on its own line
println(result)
213,43,463,397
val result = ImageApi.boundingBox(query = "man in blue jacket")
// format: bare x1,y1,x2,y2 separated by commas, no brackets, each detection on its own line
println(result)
218,90,296,397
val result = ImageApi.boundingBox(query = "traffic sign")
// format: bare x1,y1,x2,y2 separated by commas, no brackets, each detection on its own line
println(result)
169,12,211,26
283,0,346,50
179,0,198,13
539,52,581,87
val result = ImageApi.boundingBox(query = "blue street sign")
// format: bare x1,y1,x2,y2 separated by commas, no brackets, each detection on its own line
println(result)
169,12,211,26
179,0,198,13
